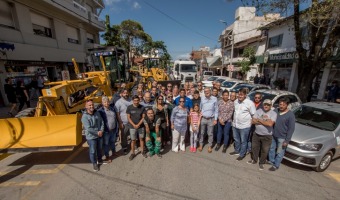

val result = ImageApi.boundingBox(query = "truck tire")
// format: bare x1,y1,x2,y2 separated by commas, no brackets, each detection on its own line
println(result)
15,108,36,118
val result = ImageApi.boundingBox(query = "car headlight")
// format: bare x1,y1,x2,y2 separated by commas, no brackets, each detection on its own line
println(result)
296,143,323,151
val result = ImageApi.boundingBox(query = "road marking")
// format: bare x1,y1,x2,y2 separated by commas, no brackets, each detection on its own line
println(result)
20,146,85,200
0,181,41,187
0,153,12,161
0,168,59,176
327,172,340,182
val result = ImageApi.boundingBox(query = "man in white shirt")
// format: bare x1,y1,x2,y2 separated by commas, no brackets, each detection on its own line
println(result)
230,88,256,161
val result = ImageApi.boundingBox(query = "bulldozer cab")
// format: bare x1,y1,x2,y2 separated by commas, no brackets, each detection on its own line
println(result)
144,58,161,69
88,46,130,89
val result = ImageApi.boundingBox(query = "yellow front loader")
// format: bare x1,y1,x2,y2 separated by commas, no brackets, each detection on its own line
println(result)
130,58,181,89
0,47,126,153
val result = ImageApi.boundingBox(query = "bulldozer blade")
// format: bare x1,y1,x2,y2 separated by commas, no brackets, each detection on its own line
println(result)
0,113,82,152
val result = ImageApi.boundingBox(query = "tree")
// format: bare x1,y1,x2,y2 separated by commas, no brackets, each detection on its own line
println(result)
102,18,171,66
241,0,340,102
239,46,256,80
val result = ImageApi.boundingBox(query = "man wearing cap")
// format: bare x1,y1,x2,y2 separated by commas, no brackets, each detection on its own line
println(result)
247,99,277,170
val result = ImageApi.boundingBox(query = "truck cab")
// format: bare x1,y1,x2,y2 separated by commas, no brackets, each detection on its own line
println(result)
172,60,197,84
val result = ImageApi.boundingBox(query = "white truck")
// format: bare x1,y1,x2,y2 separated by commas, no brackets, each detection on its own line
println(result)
172,60,197,84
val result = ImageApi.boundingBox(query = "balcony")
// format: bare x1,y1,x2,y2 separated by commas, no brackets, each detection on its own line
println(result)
44,0,88,22
88,12,105,30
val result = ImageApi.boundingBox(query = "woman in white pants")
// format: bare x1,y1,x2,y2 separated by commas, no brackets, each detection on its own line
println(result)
170,97,189,152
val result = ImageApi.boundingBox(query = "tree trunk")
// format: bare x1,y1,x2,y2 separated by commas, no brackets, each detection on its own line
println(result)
296,60,320,102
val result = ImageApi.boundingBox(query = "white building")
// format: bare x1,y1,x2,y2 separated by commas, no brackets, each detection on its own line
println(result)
220,7,280,80
260,15,340,99
0,0,105,106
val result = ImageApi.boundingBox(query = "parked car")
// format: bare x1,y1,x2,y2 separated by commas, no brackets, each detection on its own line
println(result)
230,83,271,93
220,79,246,91
285,102,340,172
247,89,302,111
202,71,214,80
202,76,228,88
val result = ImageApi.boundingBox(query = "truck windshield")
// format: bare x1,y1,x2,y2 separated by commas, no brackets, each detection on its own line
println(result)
180,64,196,72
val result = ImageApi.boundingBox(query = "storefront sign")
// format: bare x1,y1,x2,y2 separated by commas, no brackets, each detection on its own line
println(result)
264,52,299,63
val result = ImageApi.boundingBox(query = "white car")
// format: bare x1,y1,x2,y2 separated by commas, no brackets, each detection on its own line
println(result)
247,89,302,111
220,79,246,91
202,71,214,80
202,76,228,88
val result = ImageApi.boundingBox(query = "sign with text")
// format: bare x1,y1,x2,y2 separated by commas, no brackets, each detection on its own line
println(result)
227,65,234,71
264,51,299,63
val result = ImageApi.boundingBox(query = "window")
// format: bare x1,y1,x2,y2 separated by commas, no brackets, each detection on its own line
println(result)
30,12,53,38
87,33,94,43
67,26,79,44
0,1,15,28
268,34,283,48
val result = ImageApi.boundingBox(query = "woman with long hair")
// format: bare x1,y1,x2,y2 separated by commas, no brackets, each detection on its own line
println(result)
153,95,169,147
170,97,189,152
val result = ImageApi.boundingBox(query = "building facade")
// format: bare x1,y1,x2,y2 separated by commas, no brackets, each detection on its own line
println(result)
220,7,280,80
0,0,105,106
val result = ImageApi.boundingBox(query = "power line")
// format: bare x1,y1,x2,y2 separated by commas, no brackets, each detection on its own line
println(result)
140,0,217,42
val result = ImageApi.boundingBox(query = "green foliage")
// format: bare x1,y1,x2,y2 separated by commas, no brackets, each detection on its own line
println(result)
101,16,171,64
240,46,256,74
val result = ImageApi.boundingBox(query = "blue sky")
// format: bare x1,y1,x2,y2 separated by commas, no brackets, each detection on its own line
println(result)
101,0,244,60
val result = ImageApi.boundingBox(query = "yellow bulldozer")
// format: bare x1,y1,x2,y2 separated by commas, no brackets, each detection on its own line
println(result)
130,57,181,89
0,46,128,153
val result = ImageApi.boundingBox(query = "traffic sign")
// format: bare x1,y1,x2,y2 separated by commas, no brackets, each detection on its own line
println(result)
227,65,234,71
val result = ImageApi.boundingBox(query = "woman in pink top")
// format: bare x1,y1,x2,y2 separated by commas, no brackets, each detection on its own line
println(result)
189,103,202,152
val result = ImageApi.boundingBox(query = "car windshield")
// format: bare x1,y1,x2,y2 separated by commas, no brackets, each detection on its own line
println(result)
180,64,196,72
232,84,253,92
207,76,218,81
248,91,276,102
222,81,236,88
216,78,227,83
294,105,340,131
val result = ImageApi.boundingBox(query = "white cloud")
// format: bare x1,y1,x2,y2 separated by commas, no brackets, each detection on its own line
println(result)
175,53,190,60
132,1,141,9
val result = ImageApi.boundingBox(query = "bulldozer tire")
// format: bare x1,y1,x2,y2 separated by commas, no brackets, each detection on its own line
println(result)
15,108,36,118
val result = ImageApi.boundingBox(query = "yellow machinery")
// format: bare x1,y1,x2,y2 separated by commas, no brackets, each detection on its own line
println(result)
130,58,181,89
0,47,127,152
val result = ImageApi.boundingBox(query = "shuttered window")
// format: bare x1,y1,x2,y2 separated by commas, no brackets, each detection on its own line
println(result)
30,12,53,38
86,33,94,43
0,1,14,28
67,25,79,44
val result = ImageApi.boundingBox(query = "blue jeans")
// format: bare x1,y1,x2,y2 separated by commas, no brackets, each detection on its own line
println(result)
87,137,103,164
268,136,286,168
232,127,251,157
217,121,231,146
103,130,117,157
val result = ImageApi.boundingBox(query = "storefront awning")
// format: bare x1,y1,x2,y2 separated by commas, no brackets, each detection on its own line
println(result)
0,42,15,51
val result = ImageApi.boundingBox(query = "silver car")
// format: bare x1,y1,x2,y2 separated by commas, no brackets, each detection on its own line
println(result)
247,89,302,111
285,102,340,172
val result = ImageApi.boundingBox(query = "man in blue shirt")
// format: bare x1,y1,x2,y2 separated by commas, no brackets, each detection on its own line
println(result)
198,88,218,153
174,88,193,109
268,97,295,171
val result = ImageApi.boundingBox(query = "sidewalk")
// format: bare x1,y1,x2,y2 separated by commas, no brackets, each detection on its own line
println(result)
0,100,37,119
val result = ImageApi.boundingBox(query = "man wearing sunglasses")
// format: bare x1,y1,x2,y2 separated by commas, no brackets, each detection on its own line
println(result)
248,92,264,155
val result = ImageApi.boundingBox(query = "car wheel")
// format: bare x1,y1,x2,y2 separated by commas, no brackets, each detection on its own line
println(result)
314,151,333,172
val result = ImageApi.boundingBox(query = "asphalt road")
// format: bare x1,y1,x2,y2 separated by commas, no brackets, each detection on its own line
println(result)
0,142,339,200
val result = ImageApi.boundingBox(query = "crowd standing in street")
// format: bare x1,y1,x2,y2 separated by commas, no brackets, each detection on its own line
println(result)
79,80,302,173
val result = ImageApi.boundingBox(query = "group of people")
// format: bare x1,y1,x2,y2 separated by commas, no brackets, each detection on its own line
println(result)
4,77,44,116
81,80,295,172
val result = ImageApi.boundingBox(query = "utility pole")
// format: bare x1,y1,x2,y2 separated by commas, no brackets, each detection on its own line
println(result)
229,32,234,78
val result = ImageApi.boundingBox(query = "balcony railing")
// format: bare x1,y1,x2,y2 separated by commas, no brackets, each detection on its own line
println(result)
73,1,87,13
